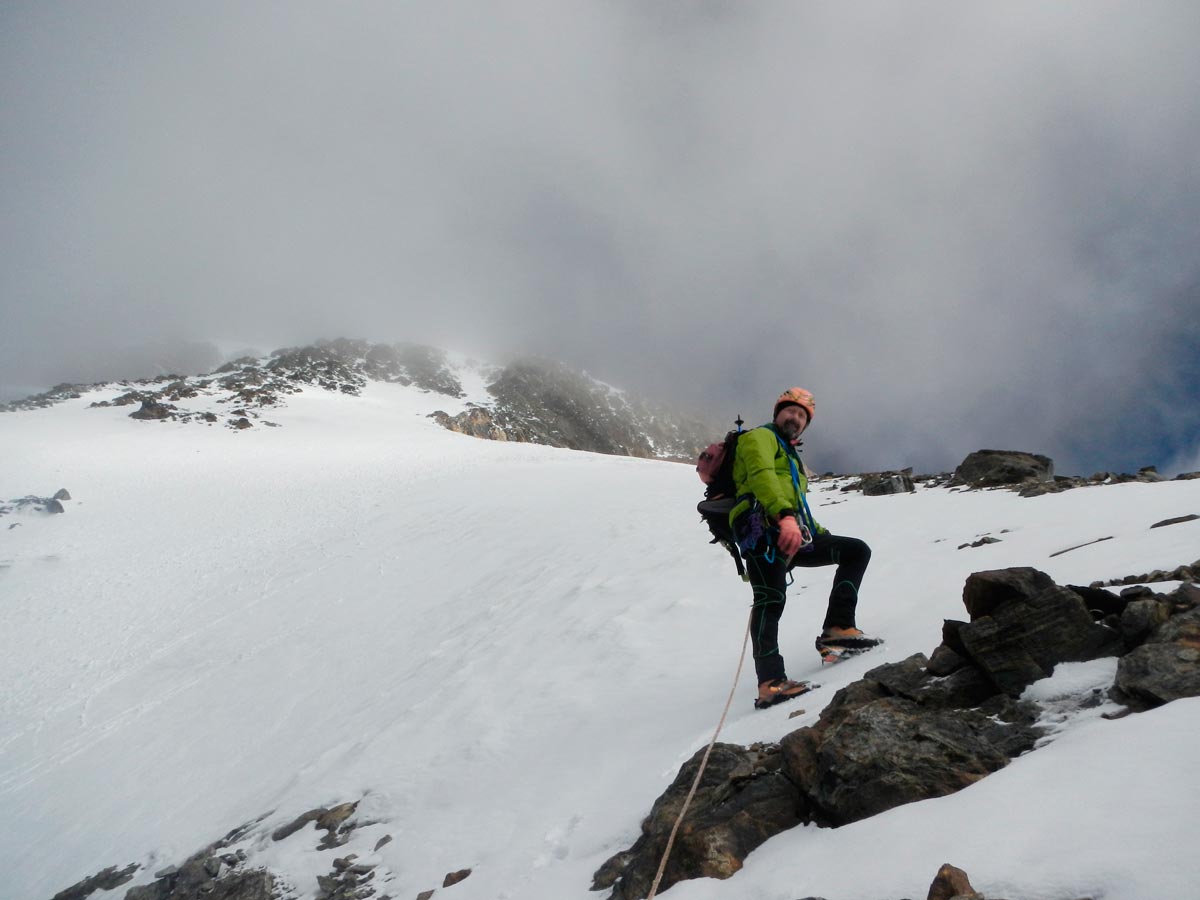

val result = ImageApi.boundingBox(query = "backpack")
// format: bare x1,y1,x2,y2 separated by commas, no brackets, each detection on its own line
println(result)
696,416,749,580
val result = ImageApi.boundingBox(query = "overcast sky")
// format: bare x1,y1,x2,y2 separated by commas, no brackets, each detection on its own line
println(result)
3,2,1199,475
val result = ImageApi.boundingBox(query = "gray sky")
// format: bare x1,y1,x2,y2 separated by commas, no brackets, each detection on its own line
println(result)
3,2,1199,475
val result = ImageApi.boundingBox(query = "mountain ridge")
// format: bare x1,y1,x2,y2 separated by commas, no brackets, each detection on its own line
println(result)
0,338,715,462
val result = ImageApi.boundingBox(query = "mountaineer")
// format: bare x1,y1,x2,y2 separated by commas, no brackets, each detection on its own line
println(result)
729,387,881,708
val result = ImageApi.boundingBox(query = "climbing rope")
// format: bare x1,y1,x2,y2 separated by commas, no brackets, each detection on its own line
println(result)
645,605,754,899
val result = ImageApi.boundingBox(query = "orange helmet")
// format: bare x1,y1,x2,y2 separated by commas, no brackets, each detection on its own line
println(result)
773,387,814,422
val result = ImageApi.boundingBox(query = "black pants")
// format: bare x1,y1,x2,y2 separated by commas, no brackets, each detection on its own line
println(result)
744,532,871,684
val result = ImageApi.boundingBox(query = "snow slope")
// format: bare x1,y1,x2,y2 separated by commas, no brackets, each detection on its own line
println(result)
2,382,1198,900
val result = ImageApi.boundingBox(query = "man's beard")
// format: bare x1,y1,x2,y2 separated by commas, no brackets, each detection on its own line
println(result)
778,420,803,441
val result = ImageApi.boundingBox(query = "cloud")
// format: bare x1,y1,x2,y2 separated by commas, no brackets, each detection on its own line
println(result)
2,2,1198,473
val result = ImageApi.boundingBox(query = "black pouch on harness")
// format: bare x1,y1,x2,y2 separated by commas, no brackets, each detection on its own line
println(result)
696,497,748,580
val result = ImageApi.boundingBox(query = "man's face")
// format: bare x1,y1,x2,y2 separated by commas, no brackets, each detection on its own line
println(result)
775,404,809,441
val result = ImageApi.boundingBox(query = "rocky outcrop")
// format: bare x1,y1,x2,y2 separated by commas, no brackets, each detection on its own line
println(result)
952,450,1054,488
594,567,1200,899
1115,599,1200,709
429,407,517,442
591,743,802,899
50,864,139,900
841,469,916,496
0,490,72,518
477,357,709,460
780,681,1039,826
46,797,483,900
1090,558,1199,588
4,339,713,460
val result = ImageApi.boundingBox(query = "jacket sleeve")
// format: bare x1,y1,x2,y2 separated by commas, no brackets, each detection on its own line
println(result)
737,429,794,519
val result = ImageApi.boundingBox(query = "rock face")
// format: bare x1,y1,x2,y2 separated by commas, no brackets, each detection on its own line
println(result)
860,470,916,496
474,357,710,460
591,743,802,899
0,492,72,518
781,683,1039,825
594,567,1200,899
1115,606,1200,708
952,450,1054,487
3,338,714,461
50,864,139,900
957,569,1123,696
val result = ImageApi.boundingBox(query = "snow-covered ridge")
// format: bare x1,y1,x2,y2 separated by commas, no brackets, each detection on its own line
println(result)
0,338,714,460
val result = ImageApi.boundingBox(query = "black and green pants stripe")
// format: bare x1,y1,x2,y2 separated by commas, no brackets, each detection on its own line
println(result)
744,532,871,684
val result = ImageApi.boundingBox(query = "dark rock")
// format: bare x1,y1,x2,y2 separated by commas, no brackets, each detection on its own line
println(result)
959,577,1123,696
53,488,71,501
928,863,980,900
860,471,916,496
317,802,358,832
958,535,1001,550
1173,582,1200,610
231,417,253,430
1115,643,1200,707
862,655,994,710
926,644,969,677
273,808,324,841
1119,586,1155,600
50,863,139,900
1115,610,1200,707
1048,535,1114,558
373,834,393,851
952,450,1053,488
46,498,66,514
1120,599,1171,648
417,892,435,900
1150,513,1199,529
781,696,1038,826
130,399,176,420
942,619,970,657
962,568,1056,621
1067,585,1128,618
1146,606,1200,645
443,868,472,887
126,862,277,900
592,743,802,899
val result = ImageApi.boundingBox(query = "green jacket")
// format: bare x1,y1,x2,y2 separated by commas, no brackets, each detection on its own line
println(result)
728,425,824,533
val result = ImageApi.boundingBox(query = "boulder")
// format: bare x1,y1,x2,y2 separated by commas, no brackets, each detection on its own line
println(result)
781,695,1038,825
952,450,1053,488
1114,608,1200,708
962,568,1057,620
959,580,1122,696
928,863,981,900
591,743,802,899
860,471,916,496
1120,598,1171,647
126,850,275,900
130,398,176,420
443,868,472,887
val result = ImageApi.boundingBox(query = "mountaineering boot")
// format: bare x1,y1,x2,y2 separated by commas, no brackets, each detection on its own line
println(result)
815,626,883,665
754,678,814,710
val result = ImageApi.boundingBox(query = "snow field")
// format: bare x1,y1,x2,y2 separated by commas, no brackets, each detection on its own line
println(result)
2,381,1199,899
